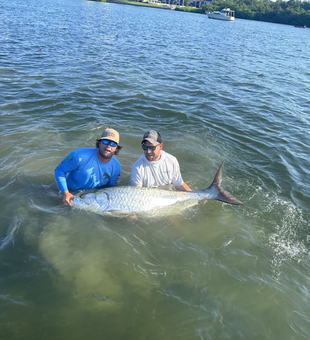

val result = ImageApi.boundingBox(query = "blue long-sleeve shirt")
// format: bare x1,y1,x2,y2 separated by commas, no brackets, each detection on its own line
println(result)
55,148,121,193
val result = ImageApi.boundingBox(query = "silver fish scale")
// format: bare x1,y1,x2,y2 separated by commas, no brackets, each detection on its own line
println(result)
104,186,203,213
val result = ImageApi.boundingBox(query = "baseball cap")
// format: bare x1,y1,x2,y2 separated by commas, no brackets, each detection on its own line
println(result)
141,130,162,144
99,128,120,144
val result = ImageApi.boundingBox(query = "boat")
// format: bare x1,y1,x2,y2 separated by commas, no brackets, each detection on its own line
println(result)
207,8,235,21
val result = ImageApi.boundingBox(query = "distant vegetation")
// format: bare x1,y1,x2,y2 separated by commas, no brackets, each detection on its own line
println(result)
200,0,310,27
102,0,310,27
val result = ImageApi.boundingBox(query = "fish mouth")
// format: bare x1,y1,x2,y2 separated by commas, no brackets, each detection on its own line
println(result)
73,196,88,207
73,192,110,212
72,196,90,207
73,192,96,207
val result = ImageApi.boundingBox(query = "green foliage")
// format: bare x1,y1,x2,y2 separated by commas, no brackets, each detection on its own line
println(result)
109,0,310,26
175,6,203,13
202,0,310,26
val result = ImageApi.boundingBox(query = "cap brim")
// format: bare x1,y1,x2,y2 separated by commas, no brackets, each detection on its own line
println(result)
99,137,119,144
141,138,159,144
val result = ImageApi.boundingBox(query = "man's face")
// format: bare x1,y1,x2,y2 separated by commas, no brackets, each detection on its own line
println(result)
142,141,163,162
98,139,117,159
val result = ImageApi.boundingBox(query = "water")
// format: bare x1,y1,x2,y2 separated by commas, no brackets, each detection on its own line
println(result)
1,0,310,339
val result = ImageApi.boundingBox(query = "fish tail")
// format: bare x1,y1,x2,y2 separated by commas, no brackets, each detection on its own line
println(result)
207,160,244,205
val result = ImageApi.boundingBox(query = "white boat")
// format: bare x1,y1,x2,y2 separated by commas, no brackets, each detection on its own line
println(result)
207,8,235,21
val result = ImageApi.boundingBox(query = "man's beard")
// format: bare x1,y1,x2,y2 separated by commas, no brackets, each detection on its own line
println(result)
99,148,114,159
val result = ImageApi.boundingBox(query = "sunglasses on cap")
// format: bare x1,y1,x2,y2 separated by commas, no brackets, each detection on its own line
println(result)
102,139,117,147
142,144,160,151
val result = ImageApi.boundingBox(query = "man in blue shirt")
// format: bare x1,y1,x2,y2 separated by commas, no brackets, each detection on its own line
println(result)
55,128,122,206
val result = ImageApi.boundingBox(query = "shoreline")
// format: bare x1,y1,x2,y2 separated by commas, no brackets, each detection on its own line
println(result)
100,0,202,13
105,0,177,10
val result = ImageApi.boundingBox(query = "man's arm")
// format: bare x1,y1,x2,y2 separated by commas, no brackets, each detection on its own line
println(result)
55,165,75,206
171,157,191,191
176,182,192,192
54,151,78,206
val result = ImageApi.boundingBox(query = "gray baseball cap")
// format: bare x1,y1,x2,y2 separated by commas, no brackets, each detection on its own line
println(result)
141,130,162,144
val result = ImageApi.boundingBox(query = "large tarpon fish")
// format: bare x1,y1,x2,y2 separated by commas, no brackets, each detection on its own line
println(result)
72,161,244,217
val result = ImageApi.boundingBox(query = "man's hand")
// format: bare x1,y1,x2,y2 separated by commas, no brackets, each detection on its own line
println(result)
62,191,74,206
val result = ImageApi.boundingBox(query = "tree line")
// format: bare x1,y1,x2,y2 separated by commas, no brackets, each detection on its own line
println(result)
185,0,310,27
104,0,310,26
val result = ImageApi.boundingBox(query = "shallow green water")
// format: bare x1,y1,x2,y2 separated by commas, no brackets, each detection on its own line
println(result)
1,0,309,339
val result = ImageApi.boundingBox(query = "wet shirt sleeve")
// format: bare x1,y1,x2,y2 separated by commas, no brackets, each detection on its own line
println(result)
171,159,184,188
54,151,79,193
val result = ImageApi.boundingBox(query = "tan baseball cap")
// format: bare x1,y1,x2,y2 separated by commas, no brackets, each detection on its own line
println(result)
99,128,120,144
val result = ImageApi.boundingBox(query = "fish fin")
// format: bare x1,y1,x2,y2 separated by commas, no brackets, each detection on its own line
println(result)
208,160,244,205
